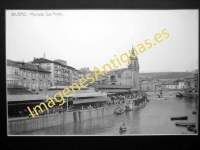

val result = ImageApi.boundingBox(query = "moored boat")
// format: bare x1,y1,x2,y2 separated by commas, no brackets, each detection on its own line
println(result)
192,111,197,114
187,127,197,133
115,107,125,114
119,123,127,131
176,93,183,98
175,122,195,127
125,103,133,111
125,107,133,111
171,116,188,120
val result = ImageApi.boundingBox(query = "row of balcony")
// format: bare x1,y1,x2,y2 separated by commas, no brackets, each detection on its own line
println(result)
54,80,69,85
23,76,50,80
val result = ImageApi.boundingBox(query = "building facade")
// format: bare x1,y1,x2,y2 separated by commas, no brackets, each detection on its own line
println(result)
32,57,84,86
161,83,178,90
194,72,198,93
7,59,51,93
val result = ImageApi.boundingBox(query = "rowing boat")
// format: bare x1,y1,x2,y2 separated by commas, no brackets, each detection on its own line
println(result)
175,122,195,127
171,116,188,120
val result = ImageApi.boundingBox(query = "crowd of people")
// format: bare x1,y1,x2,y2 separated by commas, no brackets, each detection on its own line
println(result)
9,92,148,118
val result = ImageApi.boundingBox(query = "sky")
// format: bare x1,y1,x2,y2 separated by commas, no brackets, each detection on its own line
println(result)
6,10,198,72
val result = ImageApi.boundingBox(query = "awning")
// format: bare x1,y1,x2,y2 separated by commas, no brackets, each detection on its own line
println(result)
99,89,129,93
7,95,46,102
73,97,109,104
129,89,139,92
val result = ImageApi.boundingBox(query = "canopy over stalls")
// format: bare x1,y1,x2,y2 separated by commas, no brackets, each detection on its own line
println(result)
73,97,109,104
99,89,129,93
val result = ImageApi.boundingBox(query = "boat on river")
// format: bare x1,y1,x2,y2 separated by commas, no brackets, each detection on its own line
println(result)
171,116,188,120
125,103,133,111
115,107,125,114
176,93,183,98
187,126,197,133
175,122,195,127
192,111,197,114
119,123,127,132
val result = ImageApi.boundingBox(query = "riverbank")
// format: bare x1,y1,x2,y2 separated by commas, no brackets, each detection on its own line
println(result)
8,97,147,134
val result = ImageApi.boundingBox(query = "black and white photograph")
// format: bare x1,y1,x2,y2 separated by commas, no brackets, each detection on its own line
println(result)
6,9,198,136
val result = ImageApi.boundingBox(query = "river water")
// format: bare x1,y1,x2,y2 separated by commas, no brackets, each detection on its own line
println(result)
18,91,198,135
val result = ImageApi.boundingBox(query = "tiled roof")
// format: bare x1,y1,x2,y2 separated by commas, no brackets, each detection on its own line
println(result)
32,58,75,69
7,59,20,67
17,62,51,73
32,58,53,63
7,59,51,73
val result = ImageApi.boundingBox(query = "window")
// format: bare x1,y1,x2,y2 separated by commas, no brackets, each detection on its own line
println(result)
43,74,45,78
29,72,31,79
29,82,31,89
23,81,26,87
32,82,35,89
23,71,26,77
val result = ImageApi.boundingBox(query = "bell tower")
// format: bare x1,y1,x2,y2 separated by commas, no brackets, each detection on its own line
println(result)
128,45,140,72
128,46,140,90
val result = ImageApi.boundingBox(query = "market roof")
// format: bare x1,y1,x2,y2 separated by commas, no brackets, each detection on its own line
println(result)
73,97,109,104
38,88,105,98
92,84,132,89
99,89,130,93
48,86,89,90
7,95,46,102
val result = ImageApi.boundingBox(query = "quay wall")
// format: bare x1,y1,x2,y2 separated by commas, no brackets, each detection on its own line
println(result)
8,97,147,134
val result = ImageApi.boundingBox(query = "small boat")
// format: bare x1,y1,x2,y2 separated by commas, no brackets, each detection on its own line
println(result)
192,111,197,114
176,93,183,97
125,105,133,111
120,124,127,131
115,107,125,114
125,107,133,111
171,116,188,120
175,122,196,127
187,127,197,133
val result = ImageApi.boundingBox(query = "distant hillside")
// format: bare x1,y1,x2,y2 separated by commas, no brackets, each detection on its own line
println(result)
139,72,194,79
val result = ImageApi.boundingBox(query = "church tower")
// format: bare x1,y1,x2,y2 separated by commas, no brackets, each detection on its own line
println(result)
128,45,140,71
128,46,140,90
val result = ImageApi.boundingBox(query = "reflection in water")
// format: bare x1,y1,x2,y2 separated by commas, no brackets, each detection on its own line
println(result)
18,94,198,135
